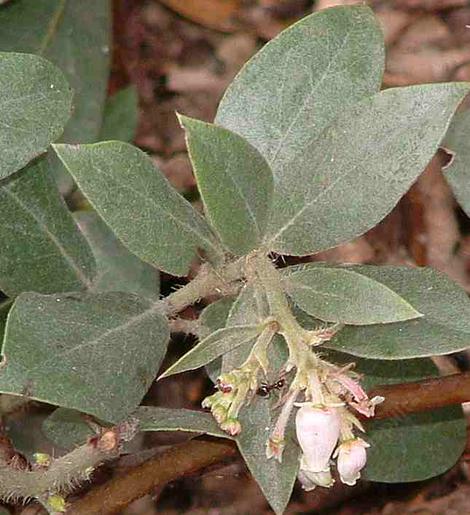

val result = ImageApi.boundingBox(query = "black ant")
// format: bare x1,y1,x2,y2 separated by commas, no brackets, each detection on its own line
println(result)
256,378,285,398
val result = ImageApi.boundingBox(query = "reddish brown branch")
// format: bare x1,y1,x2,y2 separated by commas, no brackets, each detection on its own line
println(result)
67,372,470,515
371,371,470,420
67,438,237,515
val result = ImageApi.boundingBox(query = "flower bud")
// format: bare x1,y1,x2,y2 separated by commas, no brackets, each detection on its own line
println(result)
336,438,370,486
220,417,242,436
295,405,341,473
211,404,228,424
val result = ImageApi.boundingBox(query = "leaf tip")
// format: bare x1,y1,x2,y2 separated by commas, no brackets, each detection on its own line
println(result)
175,111,192,129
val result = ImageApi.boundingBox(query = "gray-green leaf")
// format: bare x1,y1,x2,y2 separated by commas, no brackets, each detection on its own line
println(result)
323,265,470,359
266,83,469,255
235,338,297,515
42,408,95,450
199,297,235,338
216,5,384,177
180,115,274,255
0,52,72,180
75,211,159,300
53,141,223,276
100,86,139,142
0,0,111,142
221,285,267,373
442,109,470,216
0,158,95,296
200,297,235,382
159,324,262,379
283,265,421,325
0,291,169,422
135,406,230,439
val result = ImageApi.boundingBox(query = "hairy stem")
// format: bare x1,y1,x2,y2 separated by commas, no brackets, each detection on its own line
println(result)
0,421,137,503
162,258,244,316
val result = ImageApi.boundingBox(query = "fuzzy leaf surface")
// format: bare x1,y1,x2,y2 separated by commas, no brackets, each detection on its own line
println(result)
0,159,95,296
75,211,159,300
221,285,267,373
180,115,274,255
159,325,261,379
0,0,110,142
266,84,469,255
0,291,169,422
442,109,470,216
323,265,470,359
283,265,421,325
0,52,72,180
216,5,384,175
200,297,235,382
53,142,222,276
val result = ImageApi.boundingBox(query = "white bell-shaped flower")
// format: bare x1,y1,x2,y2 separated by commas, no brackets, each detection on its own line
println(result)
336,438,370,486
296,404,341,490
296,405,341,472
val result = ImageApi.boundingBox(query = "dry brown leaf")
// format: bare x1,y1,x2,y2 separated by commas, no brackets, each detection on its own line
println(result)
158,0,240,32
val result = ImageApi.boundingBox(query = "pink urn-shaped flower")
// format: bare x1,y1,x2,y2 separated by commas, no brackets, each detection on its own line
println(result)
295,405,341,490
336,438,370,486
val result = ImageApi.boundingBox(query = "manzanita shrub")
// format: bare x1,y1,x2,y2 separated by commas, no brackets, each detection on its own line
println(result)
1,4,470,513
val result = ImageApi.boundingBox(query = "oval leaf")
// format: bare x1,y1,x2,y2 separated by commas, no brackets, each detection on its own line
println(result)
0,291,170,422
216,5,384,175
0,158,95,296
442,109,470,216
159,324,262,379
0,52,72,180
180,115,274,255
53,142,223,276
324,265,470,359
266,83,470,255
75,211,159,300
283,265,421,325
0,0,111,142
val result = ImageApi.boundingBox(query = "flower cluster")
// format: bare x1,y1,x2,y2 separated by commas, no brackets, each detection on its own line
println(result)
199,255,383,491
296,404,370,489
202,370,256,436
292,367,383,490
